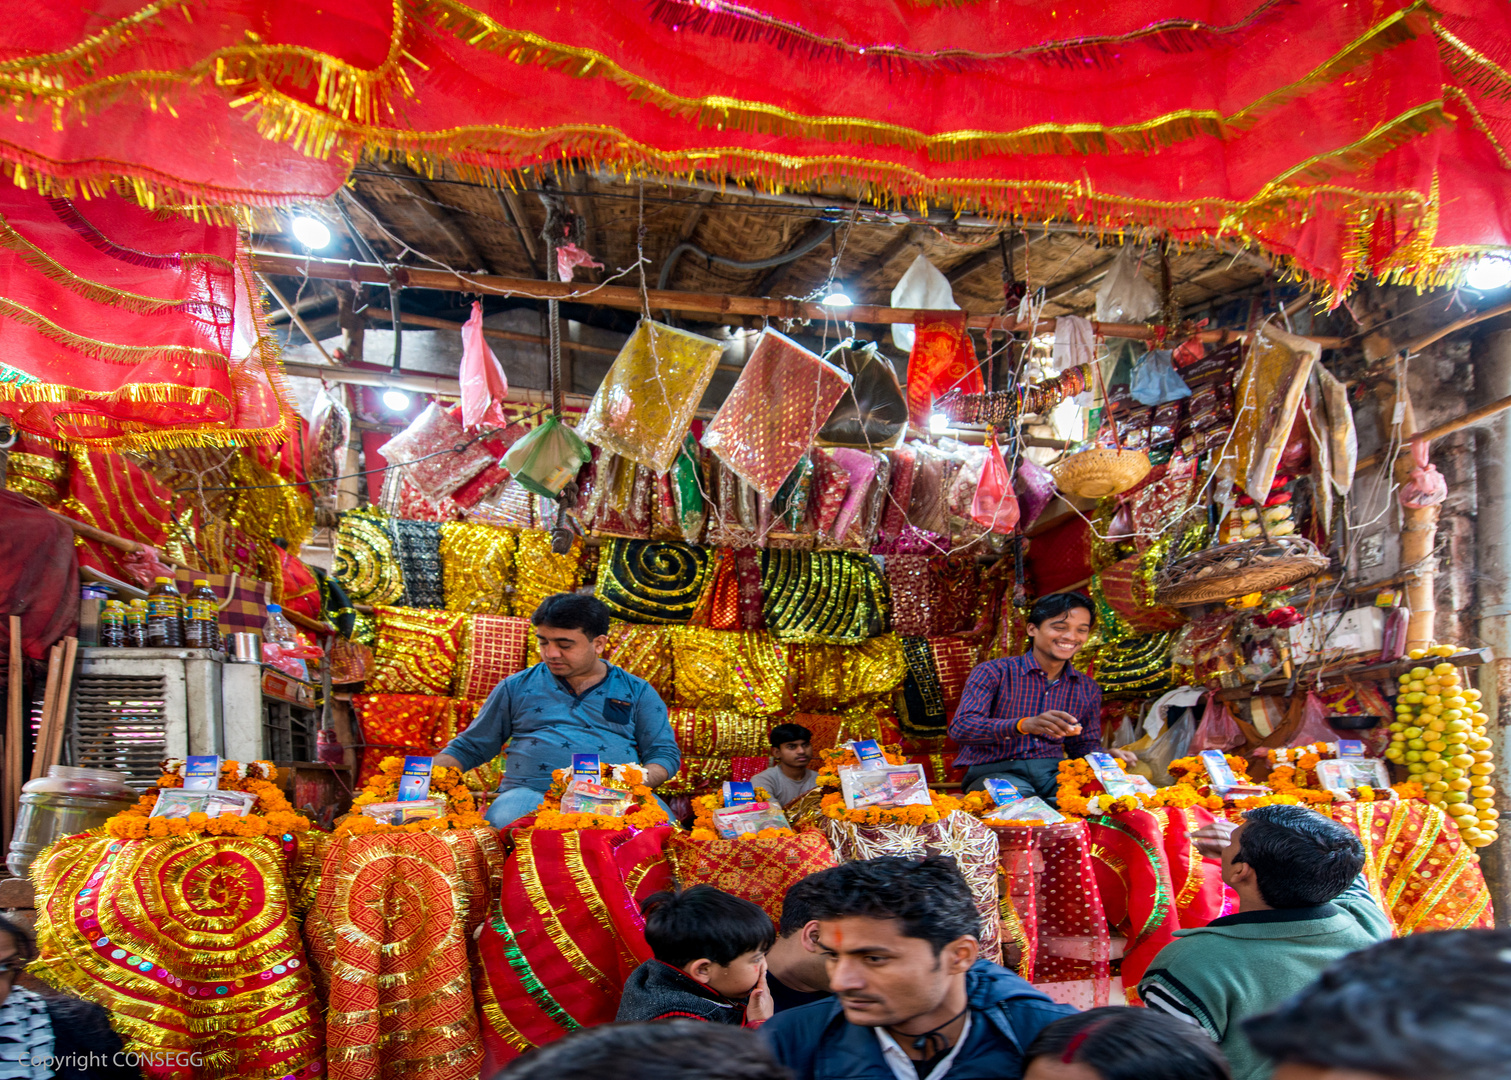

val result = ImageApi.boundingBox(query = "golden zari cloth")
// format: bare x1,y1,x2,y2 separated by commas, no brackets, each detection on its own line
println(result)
1226,324,1319,499
669,708,772,759
369,607,466,696
761,550,889,645
670,629,793,715
822,811,1001,962
596,539,712,624
303,828,506,1080
513,530,585,619
791,636,907,713
668,830,837,923
575,320,724,473
440,522,517,614
602,623,676,699
30,833,324,1080
335,507,406,607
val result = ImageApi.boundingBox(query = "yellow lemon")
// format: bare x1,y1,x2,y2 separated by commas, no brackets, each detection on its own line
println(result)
1474,797,1497,810
1422,751,1443,763
1480,807,1501,821
1473,785,1497,799
1452,753,1476,769
1422,771,1442,785
1445,790,1469,804
1442,767,1465,781
1429,780,1450,792
1471,763,1496,777
1434,644,1458,657
1407,756,1425,768
1409,647,1429,660
1404,726,1424,739
1447,802,1476,817
1450,778,1474,791
1407,739,1426,751
1465,688,1483,702
1474,750,1495,763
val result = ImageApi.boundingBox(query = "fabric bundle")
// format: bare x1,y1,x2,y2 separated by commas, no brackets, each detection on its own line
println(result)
392,518,446,609
440,521,517,614
905,313,985,427
790,636,907,713
596,539,713,624
513,531,585,618
668,831,836,924
670,629,794,715
602,623,677,700
381,402,498,508
457,614,530,702
350,693,477,785
667,708,773,759
334,506,406,606
761,550,889,644
367,607,467,695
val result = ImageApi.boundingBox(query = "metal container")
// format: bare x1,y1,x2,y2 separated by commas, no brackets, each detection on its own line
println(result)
7,766,138,878
227,632,263,664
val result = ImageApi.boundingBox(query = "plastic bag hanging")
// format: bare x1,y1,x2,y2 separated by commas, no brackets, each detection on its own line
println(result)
1130,349,1192,406
459,301,509,431
1013,457,1057,529
501,416,592,499
890,254,958,352
1189,693,1245,753
971,435,1020,534
1094,251,1161,323
1399,439,1447,509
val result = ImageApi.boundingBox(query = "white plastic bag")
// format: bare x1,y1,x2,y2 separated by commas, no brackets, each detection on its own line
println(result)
1051,314,1094,373
890,254,958,352
1095,251,1161,324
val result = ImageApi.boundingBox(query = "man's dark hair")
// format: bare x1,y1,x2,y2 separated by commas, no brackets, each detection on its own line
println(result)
1028,1007,1231,1080
807,855,979,954
641,886,776,968
530,592,611,640
0,914,37,965
1233,804,1364,908
1027,592,1096,627
777,870,834,937
494,1019,793,1080
769,723,812,749
1244,928,1511,1080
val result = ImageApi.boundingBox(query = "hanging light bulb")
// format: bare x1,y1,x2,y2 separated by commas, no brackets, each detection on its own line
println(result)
1465,254,1511,292
821,283,853,307
291,215,331,250
382,389,411,412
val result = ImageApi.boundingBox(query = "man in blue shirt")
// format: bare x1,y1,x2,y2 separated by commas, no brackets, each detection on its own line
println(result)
433,592,681,828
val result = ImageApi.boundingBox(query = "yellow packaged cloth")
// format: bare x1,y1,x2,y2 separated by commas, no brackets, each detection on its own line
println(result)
596,538,713,624
603,623,676,699
575,319,725,473
671,628,793,715
334,505,406,606
1226,324,1319,498
668,708,771,758
440,521,517,614
513,529,585,618
761,550,890,644
792,636,908,712
369,606,466,696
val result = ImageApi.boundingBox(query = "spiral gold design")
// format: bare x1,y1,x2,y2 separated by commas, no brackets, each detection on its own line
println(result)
595,538,711,624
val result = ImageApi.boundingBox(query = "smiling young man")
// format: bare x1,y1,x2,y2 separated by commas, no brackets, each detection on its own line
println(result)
763,856,1073,1080
948,592,1134,807
433,592,680,828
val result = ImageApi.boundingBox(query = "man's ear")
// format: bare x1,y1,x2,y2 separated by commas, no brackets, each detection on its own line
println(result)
1224,859,1257,891
944,936,980,975
800,920,822,953
683,958,715,985
592,633,610,656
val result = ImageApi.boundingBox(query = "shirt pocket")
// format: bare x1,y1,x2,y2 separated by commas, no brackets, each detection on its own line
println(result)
601,697,634,732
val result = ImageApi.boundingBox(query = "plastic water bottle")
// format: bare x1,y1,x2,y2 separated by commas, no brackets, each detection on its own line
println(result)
262,604,297,647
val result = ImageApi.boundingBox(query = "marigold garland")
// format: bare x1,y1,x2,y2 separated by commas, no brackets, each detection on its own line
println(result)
334,754,486,837
688,789,794,841
103,759,312,840
814,745,962,826
533,762,671,831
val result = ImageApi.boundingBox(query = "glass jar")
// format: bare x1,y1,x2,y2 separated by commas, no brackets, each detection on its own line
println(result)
7,766,138,878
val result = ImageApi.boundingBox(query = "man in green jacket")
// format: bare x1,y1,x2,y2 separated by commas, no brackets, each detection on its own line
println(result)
1138,804,1391,1080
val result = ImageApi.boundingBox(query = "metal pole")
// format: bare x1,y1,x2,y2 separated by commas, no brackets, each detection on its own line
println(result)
1472,327,1511,924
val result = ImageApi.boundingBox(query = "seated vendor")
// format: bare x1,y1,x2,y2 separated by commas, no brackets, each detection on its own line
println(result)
433,592,681,828
947,591,1134,805
750,723,818,807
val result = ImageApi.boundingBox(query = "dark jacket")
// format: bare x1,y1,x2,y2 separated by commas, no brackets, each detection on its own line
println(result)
45,993,141,1080
616,959,748,1024
763,960,1074,1080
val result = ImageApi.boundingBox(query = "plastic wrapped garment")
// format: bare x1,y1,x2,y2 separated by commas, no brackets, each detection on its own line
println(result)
380,402,496,506
501,415,593,499
575,320,724,472
1130,349,1192,406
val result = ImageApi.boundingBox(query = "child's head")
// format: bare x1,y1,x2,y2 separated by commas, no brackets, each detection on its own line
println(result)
642,886,775,1000
768,723,812,771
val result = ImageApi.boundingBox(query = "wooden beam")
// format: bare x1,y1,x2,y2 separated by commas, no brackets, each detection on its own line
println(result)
260,275,337,364
493,188,541,273
363,302,621,356
947,234,1020,286
253,252,1339,345
371,162,493,272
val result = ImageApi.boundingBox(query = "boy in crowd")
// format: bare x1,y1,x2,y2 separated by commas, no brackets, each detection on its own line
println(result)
751,723,818,806
1139,805,1390,1080
618,886,775,1027
1244,927,1511,1080
764,855,1073,1079
765,873,833,1013
495,1020,792,1080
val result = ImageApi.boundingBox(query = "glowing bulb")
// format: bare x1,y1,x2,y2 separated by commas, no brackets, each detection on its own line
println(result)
291,215,331,250
821,285,853,307
382,389,411,411
929,412,951,434
1465,254,1511,292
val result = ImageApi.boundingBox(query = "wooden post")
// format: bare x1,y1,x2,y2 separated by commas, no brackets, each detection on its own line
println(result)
4,617,22,844
1393,383,1441,648
30,643,62,781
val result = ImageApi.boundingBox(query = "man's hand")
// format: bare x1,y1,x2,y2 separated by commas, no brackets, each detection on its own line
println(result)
644,763,670,787
433,753,465,772
1111,748,1139,767
1018,711,1083,738
745,963,772,1027
1193,819,1239,859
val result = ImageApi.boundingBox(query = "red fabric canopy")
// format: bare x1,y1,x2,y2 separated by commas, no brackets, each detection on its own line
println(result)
0,0,1507,295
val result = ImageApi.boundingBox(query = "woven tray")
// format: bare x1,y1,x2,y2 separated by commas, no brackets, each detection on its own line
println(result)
1155,537,1329,606
1051,446,1151,499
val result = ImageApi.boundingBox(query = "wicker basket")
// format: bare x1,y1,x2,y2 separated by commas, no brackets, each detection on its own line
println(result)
1051,447,1151,498
1155,537,1329,606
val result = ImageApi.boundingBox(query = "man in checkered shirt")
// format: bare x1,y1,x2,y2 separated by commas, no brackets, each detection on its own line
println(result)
947,592,1136,806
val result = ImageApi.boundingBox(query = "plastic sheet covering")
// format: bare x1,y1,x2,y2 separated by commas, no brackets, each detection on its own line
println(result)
381,403,496,507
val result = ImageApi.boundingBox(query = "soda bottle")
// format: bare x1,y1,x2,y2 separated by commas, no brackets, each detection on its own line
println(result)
184,579,219,649
146,576,184,647
99,600,126,648
124,599,148,647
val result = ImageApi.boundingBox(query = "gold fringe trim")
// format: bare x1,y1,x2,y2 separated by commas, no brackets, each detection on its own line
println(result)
0,294,230,368
410,0,1429,160
515,833,619,994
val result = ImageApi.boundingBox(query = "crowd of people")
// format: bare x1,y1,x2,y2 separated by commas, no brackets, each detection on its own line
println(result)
498,802,1511,1080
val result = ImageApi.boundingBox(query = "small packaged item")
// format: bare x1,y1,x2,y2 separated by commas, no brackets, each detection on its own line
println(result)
1314,758,1390,791
839,763,931,809
359,796,449,825
183,755,221,791
711,800,791,839
1200,749,1240,794
1085,752,1156,799
559,779,634,817
398,755,434,802
722,780,758,805
982,777,1023,805
848,739,889,769
1336,740,1367,759
152,789,256,819
572,754,602,784
982,795,1065,825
